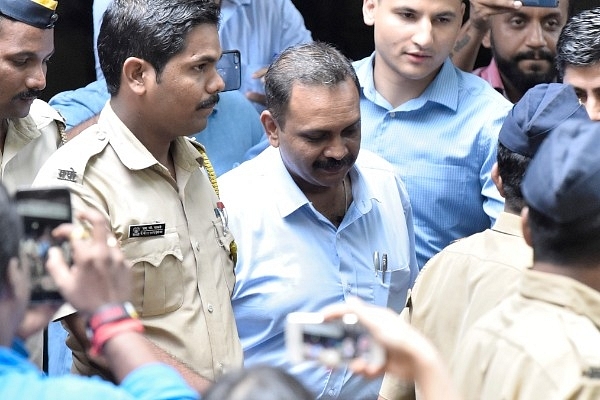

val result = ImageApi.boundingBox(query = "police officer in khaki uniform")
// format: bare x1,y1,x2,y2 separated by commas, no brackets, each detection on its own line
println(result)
33,0,242,392
0,0,65,194
379,83,590,400
452,118,600,399
0,0,65,369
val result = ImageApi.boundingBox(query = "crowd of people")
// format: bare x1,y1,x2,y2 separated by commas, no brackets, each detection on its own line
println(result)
1,0,600,399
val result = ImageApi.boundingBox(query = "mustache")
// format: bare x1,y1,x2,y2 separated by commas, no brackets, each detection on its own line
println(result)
514,49,554,63
197,93,220,109
13,89,42,101
313,156,354,170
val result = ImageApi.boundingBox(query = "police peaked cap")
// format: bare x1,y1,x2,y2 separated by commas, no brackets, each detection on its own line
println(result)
499,83,589,158
522,119,600,224
0,0,58,29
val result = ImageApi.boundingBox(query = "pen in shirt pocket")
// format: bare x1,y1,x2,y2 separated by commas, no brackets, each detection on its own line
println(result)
373,251,388,284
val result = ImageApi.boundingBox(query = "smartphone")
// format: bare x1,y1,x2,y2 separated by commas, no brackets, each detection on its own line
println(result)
521,0,559,7
15,187,72,303
217,49,242,92
285,312,385,368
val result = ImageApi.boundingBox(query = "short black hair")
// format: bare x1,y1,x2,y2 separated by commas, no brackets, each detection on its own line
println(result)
528,204,600,267
496,142,531,213
98,0,220,95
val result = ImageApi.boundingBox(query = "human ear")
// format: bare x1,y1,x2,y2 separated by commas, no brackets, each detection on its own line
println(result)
122,57,152,95
261,111,281,147
363,0,376,27
521,207,533,247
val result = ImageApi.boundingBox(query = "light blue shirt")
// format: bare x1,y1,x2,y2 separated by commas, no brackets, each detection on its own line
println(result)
218,146,419,400
0,345,198,400
92,0,313,111
49,79,266,177
354,54,511,268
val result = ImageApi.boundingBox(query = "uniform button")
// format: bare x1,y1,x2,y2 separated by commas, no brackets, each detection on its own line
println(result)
217,362,224,372
207,304,214,313
389,112,396,118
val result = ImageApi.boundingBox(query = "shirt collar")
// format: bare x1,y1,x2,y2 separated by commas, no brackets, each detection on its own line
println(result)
521,269,600,329
267,146,312,218
491,211,524,238
356,53,458,112
267,147,379,220
98,102,202,171
475,58,505,94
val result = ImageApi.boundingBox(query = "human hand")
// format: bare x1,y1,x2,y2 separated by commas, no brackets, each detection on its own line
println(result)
469,0,523,31
245,66,268,106
322,297,443,381
46,209,131,318
16,303,60,340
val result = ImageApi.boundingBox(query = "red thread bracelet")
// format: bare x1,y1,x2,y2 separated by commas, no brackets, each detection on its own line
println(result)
89,318,144,357
88,302,139,332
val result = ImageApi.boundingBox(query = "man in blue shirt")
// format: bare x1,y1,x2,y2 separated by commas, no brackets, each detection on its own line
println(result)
0,180,197,399
92,0,313,111
218,42,419,400
355,0,512,267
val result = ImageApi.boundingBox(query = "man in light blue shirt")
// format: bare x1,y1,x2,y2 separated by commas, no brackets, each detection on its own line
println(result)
92,0,313,111
355,0,512,268
218,42,418,400
49,80,266,177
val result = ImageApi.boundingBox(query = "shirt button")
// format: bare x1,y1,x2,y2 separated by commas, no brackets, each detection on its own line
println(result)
194,241,200,251
328,389,335,396
207,304,214,313
96,130,106,140
389,112,396,118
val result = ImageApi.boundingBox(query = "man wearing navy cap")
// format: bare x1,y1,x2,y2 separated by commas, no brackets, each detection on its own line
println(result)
0,0,65,195
453,117,600,399
379,83,590,400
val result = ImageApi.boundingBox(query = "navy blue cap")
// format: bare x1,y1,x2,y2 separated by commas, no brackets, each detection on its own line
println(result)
0,0,58,29
499,83,588,158
522,119,600,223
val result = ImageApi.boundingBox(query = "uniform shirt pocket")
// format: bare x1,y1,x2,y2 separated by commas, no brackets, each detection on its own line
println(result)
122,232,184,317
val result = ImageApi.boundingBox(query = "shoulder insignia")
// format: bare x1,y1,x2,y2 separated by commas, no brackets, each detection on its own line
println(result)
48,128,109,185
57,167,77,182
584,366,600,379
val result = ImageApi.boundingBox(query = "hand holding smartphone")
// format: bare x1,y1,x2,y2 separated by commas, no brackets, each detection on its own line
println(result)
285,311,385,369
15,187,72,304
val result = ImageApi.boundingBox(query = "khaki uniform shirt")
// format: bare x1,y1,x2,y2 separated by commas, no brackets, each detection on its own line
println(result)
1,99,64,194
452,269,600,399
33,103,242,381
0,99,64,368
380,212,532,400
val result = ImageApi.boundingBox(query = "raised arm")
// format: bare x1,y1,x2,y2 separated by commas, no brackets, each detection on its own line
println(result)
451,0,523,71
